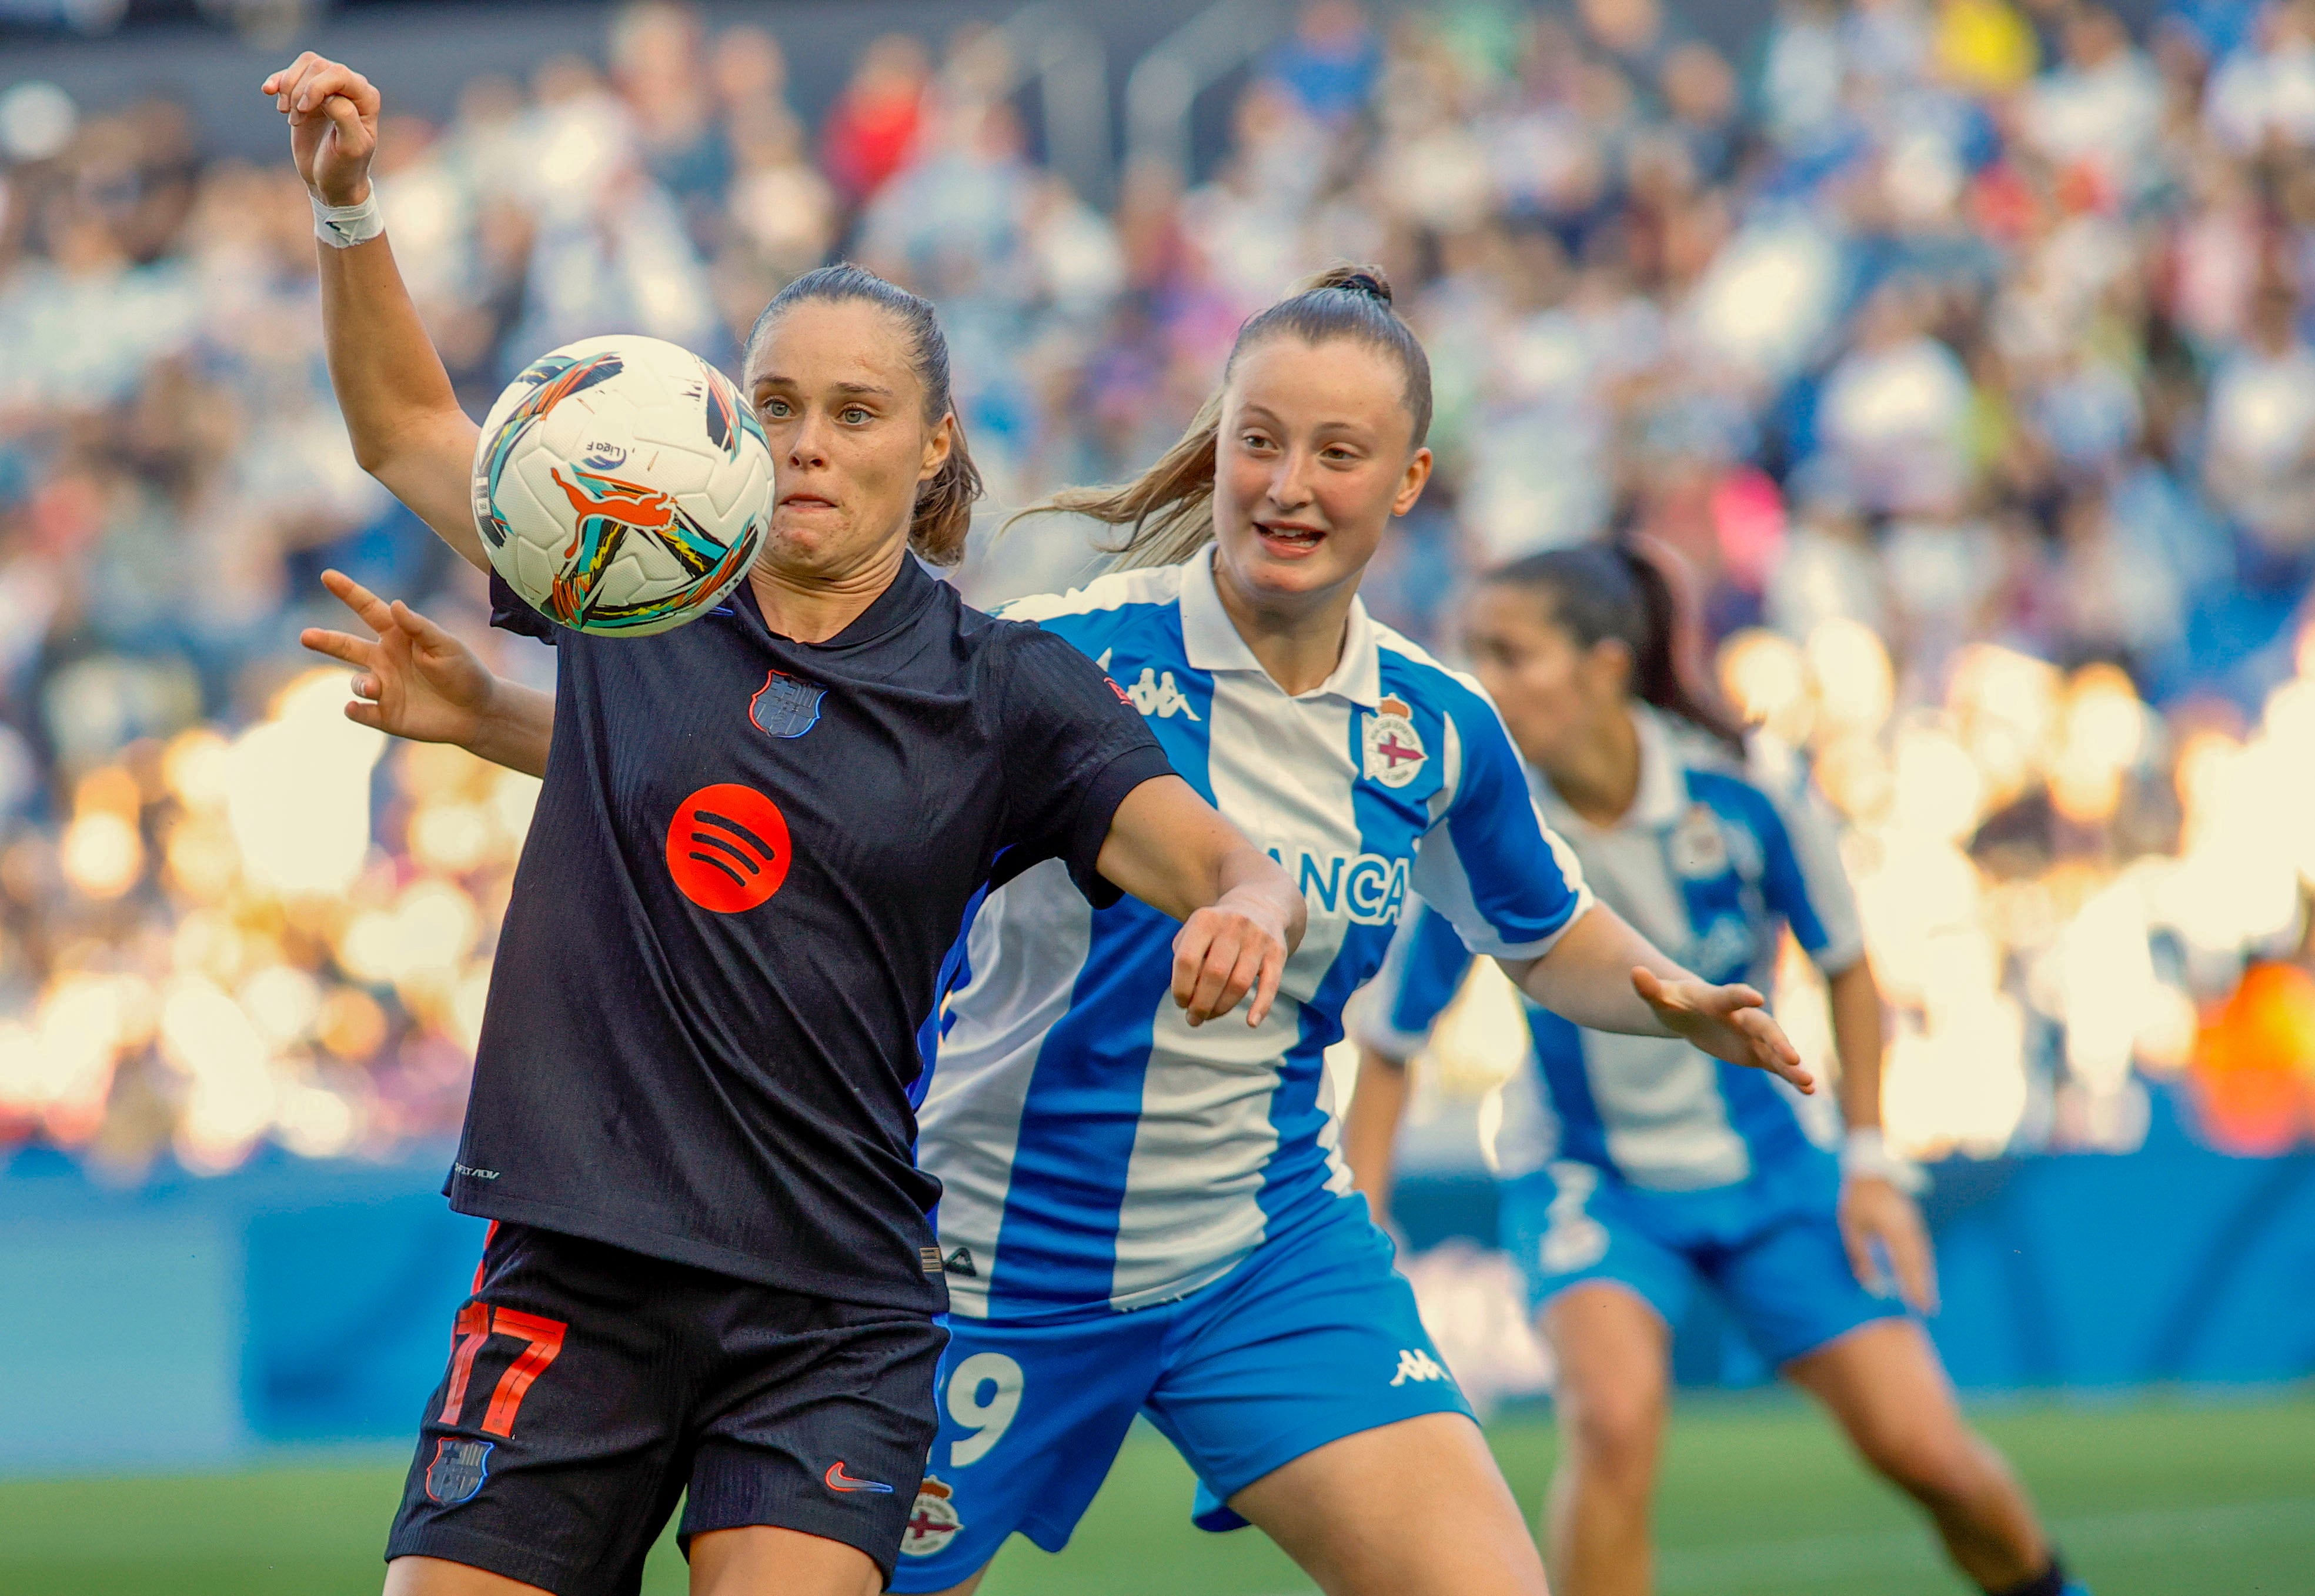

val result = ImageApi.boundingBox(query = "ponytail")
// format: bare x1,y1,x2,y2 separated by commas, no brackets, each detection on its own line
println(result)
1011,263,1432,570
1485,539,1748,754
747,263,983,566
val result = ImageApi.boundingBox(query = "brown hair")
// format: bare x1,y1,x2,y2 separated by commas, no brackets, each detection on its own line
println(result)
746,263,981,566
1485,540,1748,754
1013,264,1433,570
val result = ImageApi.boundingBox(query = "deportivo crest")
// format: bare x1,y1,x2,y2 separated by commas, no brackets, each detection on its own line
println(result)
749,669,826,739
1669,803,1730,880
900,1475,964,1558
425,1437,492,1505
1362,696,1427,788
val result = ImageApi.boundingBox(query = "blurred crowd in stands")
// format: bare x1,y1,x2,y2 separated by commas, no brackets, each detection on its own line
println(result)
3,0,2315,1184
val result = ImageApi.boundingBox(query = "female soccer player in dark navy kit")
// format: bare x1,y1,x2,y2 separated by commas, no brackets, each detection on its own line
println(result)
265,54,1303,1596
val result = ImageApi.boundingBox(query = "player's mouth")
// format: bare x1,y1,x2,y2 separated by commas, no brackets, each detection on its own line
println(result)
777,490,840,513
1254,520,1327,557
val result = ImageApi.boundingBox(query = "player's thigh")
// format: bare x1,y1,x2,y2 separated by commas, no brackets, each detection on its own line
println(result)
386,1224,692,1596
1143,1208,1478,1533
384,1555,557,1596
1783,1317,1978,1484
1706,1181,1909,1372
1230,1413,1546,1596
883,1311,1164,1592
689,1525,882,1596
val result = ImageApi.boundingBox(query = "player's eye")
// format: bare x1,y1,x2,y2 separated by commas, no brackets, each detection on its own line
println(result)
760,398,792,419
1240,432,1274,451
839,406,871,425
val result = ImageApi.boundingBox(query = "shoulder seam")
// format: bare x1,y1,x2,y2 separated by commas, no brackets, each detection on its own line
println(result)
994,565,1185,623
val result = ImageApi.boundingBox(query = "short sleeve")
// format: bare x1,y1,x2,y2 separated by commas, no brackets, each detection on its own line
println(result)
1751,747,1865,973
488,569,558,645
993,622,1173,908
1408,685,1593,960
1354,899,1476,1058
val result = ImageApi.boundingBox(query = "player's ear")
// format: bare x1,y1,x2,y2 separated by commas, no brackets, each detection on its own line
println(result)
1392,446,1432,517
920,412,956,483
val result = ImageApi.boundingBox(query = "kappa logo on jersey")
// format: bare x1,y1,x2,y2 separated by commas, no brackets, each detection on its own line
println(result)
824,1461,894,1494
1389,1348,1451,1387
424,1437,492,1504
1273,846,1410,925
749,668,826,738
1362,696,1427,787
665,783,793,912
900,1476,964,1557
1096,649,1202,720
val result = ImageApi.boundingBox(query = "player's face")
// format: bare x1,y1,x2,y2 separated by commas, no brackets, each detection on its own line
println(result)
1465,584,1629,772
745,300,953,573
1210,336,1431,613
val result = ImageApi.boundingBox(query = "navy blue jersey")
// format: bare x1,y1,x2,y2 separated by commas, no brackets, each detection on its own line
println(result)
455,557,1170,1313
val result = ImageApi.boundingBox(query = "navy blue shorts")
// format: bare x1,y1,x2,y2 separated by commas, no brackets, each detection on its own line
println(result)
888,1198,1471,1590
387,1222,944,1595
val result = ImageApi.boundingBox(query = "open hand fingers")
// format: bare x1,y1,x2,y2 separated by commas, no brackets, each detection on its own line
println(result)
1838,1206,1886,1297
1736,1008,1813,1092
320,569,397,635
300,625,378,675
390,597,460,656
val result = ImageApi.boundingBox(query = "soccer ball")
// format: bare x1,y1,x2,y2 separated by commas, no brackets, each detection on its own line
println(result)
470,334,773,635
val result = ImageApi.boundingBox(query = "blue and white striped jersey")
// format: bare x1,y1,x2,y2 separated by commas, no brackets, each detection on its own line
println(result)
918,547,1593,1320
1359,706,1863,1191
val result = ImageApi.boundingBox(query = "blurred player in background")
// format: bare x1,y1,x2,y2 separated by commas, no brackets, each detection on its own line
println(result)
352,264,1817,1596
267,52,1301,1596
1348,543,2087,1596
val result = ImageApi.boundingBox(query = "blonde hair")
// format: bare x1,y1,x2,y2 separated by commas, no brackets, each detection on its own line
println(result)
1014,263,1432,570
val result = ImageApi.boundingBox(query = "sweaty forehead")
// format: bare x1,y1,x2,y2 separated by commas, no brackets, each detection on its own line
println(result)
746,299,919,394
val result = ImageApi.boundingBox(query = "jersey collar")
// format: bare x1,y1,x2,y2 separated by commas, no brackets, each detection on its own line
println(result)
1535,702,1688,835
1177,545,1382,708
735,550,938,650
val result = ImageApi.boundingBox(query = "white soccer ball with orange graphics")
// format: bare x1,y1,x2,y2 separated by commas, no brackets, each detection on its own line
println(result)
470,334,772,635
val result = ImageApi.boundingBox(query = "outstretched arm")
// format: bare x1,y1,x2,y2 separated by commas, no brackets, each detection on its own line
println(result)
1095,777,1306,1030
1343,1046,1412,1231
263,53,486,570
1499,903,1814,1093
300,570,554,776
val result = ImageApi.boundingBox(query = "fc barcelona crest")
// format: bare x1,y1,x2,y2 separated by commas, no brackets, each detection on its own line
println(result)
750,669,826,739
1362,696,1427,789
425,1437,492,1505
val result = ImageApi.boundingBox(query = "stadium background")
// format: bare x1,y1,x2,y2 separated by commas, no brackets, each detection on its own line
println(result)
1,0,2312,1590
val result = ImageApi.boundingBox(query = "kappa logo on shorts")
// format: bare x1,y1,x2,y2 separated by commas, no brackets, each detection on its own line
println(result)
900,1476,964,1557
425,1437,492,1505
665,783,793,913
749,668,826,739
824,1461,894,1494
1389,1348,1450,1387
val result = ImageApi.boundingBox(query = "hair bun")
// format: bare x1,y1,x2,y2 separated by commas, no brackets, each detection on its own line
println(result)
1308,263,1394,305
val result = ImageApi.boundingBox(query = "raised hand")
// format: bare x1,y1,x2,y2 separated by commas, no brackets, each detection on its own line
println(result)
260,51,380,205
300,570,499,745
1630,966,1815,1093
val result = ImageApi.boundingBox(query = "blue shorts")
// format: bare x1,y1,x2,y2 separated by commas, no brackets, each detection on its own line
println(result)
1498,1151,1905,1369
888,1197,1471,1590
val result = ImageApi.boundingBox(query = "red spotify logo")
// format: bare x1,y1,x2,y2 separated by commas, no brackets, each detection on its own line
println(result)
665,784,791,912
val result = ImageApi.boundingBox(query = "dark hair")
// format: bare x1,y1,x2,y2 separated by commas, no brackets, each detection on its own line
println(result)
745,263,981,566
1485,540,1748,753
1014,263,1434,569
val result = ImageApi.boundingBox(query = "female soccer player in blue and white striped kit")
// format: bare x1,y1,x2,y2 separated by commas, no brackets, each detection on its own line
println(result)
334,266,1811,1596
1348,545,2086,1596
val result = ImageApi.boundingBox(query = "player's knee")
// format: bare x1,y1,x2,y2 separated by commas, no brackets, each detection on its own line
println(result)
1556,1380,1665,1490
1854,1415,1986,1507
